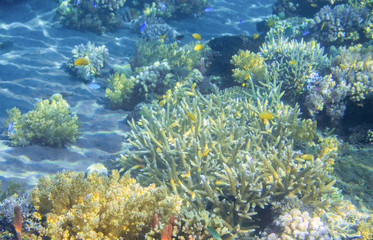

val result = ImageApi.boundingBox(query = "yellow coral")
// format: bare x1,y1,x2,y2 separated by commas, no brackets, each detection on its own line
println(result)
30,170,181,239
230,50,268,87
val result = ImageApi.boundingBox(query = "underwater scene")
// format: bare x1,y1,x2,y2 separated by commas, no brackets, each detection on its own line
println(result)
1,0,373,239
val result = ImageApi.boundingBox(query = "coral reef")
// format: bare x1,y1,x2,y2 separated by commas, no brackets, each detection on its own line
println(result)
260,37,329,103
105,72,136,107
67,41,109,82
57,0,124,33
260,208,331,239
309,4,370,45
4,94,80,147
117,82,338,235
330,44,373,103
30,170,182,239
230,49,268,87
133,39,210,70
305,73,349,122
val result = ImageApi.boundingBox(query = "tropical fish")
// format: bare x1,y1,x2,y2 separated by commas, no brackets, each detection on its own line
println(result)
192,33,202,40
239,18,243,24
321,22,325,31
311,3,317,7
242,83,246,87
186,112,196,121
300,154,314,160
266,19,275,26
92,0,96,8
258,112,274,119
289,60,297,64
244,72,251,80
194,44,204,50
302,30,310,35
88,82,100,89
207,226,221,240
160,33,167,39
7,121,15,135
175,34,184,40
159,99,166,106
160,3,166,10
253,33,259,39
74,57,90,66
204,6,213,12
140,21,146,32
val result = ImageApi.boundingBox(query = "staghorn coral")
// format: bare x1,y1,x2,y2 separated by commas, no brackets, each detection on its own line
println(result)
117,82,337,235
3,94,80,147
330,44,373,103
260,37,329,103
30,170,182,239
230,49,268,87
67,41,109,82
309,4,370,45
57,0,123,33
260,208,331,239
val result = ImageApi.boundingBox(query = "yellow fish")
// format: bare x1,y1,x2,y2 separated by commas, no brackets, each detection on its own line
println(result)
159,99,166,106
242,83,246,87
192,33,201,40
74,57,90,66
321,22,325,31
258,112,274,119
289,60,297,64
194,44,204,50
159,33,167,39
186,112,196,121
300,154,314,160
253,33,260,39
311,3,317,7
244,72,251,80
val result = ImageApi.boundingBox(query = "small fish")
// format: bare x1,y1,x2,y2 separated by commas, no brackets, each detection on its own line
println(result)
159,99,166,106
302,30,310,35
311,3,317,7
7,121,14,133
194,44,204,50
76,0,80,4
300,154,314,160
140,21,146,32
74,57,90,66
159,33,167,39
289,60,297,64
266,19,275,26
239,18,243,24
92,0,96,8
175,34,184,40
160,3,166,10
206,226,221,240
204,6,213,12
321,22,325,31
244,73,251,80
253,33,259,39
186,112,196,121
192,33,201,40
242,83,246,87
88,82,100,89
258,112,274,119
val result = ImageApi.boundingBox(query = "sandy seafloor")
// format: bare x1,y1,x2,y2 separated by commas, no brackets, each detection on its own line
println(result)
0,0,275,187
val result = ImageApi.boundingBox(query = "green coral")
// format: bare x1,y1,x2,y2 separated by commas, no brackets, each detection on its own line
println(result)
30,170,182,239
105,72,136,107
230,49,268,87
133,39,210,70
4,94,80,147
118,82,334,234
260,37,329,102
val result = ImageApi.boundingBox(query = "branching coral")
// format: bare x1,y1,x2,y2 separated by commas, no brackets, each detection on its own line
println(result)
331,44,373,103
4,94,80,147
260,37,329,103
309,4,370,45
30,170,182,239
230,50,268,87
105,72,136,107
67,41,109,82
117,82,336,235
